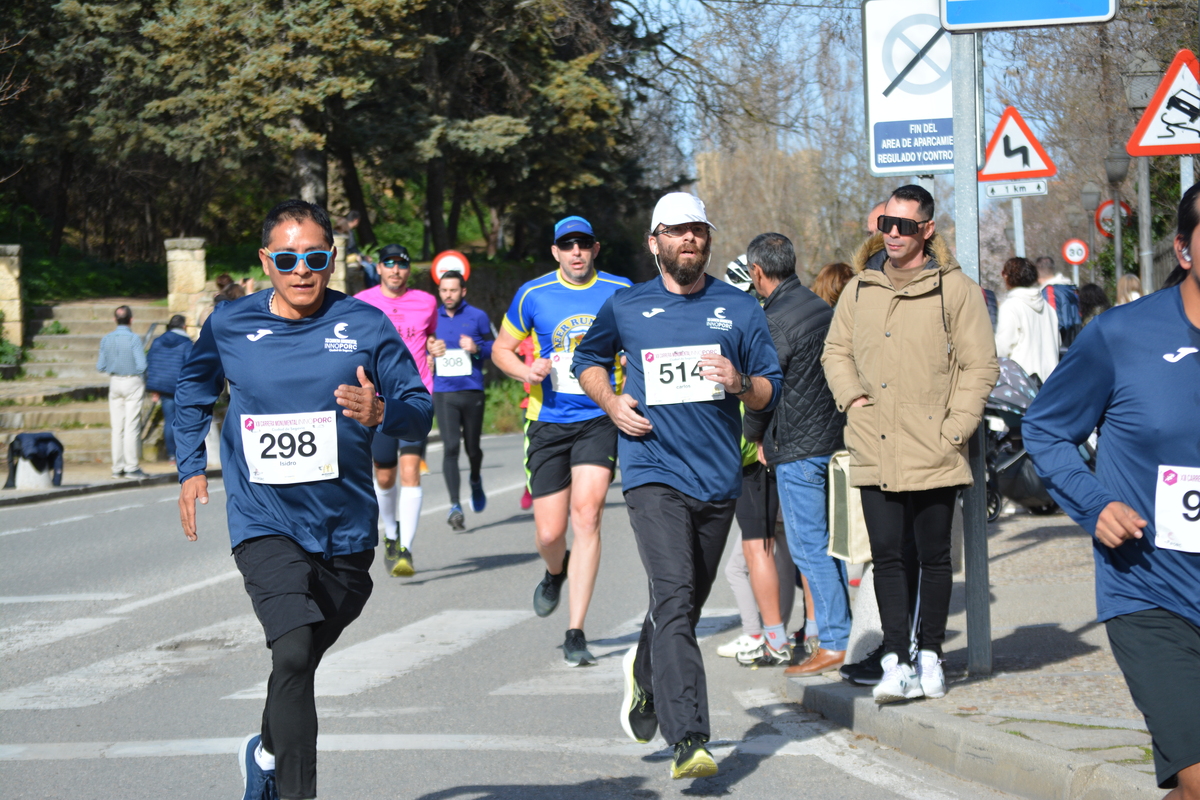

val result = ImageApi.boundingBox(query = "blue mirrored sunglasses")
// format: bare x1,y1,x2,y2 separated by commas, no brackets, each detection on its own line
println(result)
269,251,333,272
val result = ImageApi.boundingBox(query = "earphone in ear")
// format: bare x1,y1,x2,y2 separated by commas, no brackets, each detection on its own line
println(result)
1185,247,1193,262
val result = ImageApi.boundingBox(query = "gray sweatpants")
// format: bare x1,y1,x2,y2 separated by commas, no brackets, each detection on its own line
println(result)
725,523,801,636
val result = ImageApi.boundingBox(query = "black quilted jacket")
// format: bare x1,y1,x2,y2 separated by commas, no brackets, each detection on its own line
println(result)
744,274,844,464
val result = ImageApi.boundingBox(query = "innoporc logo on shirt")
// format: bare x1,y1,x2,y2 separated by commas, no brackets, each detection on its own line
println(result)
325,322,358,352
706,306,732,331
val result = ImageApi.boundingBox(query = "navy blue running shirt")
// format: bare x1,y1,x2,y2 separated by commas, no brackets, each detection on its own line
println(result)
572,275,781,502
174,290,433,557
1024,287,1200,629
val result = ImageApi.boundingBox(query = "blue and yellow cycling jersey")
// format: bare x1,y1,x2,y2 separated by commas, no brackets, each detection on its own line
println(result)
502,269,632,423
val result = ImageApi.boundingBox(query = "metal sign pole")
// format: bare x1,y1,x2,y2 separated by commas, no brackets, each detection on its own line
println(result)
1012,197,1025,257
951,29,992,677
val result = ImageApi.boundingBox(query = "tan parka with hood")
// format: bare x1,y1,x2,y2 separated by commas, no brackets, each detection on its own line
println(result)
821,232,998,491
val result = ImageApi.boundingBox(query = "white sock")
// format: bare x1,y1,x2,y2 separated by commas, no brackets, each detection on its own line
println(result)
376,483,398,539
399,486,422,550
255,742,275,771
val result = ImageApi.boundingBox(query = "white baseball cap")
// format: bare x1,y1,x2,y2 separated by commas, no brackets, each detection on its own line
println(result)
650,192,716,232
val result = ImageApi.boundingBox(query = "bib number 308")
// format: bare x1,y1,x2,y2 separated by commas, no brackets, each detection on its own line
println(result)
241,412,339,485
1154,465,1200,553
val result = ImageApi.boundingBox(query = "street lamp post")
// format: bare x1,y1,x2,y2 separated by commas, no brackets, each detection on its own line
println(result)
1123,51,1161,292
1105,146,1131,283
1082,181,1102,283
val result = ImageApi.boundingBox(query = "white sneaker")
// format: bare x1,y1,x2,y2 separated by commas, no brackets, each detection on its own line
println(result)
918,650,945,698
717,634,762,658
873,653,924,704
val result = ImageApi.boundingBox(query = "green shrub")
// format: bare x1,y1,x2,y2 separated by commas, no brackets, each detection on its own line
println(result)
484,378,528,434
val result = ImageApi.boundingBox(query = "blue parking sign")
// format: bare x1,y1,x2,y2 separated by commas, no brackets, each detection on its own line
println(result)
941,0,1116,31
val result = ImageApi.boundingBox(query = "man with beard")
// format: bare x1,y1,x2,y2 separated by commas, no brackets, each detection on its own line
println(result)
572,193,782,779
354,244,438,577
491,216,632,666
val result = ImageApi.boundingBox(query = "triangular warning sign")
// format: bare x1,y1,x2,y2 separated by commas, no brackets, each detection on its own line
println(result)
1127,50,1200,156
978,107,1057,181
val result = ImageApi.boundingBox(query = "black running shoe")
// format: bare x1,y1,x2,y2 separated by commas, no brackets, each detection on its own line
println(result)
620,644,658,743
532,550,569,617
563,628,595,667
839,643,885,686
671,734,717,779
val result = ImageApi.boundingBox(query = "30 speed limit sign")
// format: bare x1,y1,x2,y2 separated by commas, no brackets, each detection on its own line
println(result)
1062,238,1089,266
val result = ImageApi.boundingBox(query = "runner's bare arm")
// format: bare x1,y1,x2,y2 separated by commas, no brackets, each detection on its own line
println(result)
335,365,385,427
492,327,550,384
178,474,209,541
579,365,652,436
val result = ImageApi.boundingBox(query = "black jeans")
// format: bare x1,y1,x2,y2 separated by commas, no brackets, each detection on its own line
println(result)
859,486,958,661
433,390,485,505
624,483,736,746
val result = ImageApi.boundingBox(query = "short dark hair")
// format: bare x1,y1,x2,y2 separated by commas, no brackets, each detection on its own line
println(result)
1034,256,1054,277
261,199,334,249
1165,180,1200,289
746,233,796,281
167,314,187,330
114,305,132,325
1001,257,1038,288
1078,283,1110,318
345,210,361,223
890,184,934,222
439,270,465,288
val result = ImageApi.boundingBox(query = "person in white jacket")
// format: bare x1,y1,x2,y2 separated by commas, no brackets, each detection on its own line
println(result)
996,256,1060,383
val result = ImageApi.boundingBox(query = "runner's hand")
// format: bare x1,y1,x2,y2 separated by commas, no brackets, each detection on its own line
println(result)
528,357,552,384
336,366,384,427
179,474,208,541
697,353,740,393
607,393,653,437
459,335,477,354
428,338,447,357
1094,501,1146,548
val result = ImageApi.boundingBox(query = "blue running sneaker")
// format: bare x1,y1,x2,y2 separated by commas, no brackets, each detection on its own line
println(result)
470,479,487,513
239,733,278,800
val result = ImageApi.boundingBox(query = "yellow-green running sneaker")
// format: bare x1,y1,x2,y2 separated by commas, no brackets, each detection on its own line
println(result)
671,735,717,779
391,547,414,577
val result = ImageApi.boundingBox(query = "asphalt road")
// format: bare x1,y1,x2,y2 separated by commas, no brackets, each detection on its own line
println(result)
0,432,1015,799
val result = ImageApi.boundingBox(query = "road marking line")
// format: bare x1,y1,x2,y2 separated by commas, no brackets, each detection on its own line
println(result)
490,608,738,696
0,593,133,604
0,732,819,761
0,618,125,659
106,571,242,614
419,480,527,516
731,689,962,800
0,503,152,537
0,615,260,710
224,609,533,700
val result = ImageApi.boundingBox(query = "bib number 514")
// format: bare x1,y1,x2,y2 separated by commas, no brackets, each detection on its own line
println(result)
659,360,704,384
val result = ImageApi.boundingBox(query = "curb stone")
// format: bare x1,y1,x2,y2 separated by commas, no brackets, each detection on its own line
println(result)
786,676,1161,800
0,470,221,508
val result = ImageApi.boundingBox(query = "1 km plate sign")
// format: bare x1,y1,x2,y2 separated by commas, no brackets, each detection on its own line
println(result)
863,0,954,176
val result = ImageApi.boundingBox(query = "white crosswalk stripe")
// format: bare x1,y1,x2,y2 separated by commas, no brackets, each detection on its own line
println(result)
490,607,739,696
224,609,534,700
0,617,125,659
0,615,261,710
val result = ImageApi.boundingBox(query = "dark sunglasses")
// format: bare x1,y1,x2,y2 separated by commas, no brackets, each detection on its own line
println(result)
555,235,596,250
380,258,410,269
268,251,333,272
877,215,931,237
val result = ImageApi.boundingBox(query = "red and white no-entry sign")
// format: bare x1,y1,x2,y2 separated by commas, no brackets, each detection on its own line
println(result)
1061,238,1089,265
1095,200,1132,238
432,250,471,283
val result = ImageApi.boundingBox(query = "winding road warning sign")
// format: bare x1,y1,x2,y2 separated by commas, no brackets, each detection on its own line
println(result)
978,107,1057,182
1127,50,1200,156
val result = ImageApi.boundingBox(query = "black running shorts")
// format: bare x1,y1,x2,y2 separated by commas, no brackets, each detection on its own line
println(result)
371,431,425,467
233,534,374,646
524,415,617,499
734,462,779,542
1106,607,1200,789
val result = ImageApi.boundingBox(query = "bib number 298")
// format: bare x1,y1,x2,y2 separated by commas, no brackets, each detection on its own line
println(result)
259,431,318,460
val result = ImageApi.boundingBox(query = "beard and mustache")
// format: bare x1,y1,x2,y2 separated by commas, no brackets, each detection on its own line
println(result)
658,237,712,287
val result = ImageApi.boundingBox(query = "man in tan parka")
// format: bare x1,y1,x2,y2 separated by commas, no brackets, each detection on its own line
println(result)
822,184,998,704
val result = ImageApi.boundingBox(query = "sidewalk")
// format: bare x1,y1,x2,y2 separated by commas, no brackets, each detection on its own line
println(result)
787,508,1163,800
0,461,184,507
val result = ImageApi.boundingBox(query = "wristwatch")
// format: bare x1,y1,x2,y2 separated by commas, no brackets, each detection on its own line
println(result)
733,372,751,396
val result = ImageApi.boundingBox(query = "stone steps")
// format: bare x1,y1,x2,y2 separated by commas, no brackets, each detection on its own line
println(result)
0,402,110,429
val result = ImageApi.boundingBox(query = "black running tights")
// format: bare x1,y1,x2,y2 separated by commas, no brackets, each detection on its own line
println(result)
859,485,958,662
433,390,485,505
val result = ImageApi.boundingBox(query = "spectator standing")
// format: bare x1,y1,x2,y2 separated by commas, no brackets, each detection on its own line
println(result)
1117,273,1143,305
810,262,854,307
96,305,148,479
1024,182,1200,799
822,184,998,704
742,233,849,676
996,256,1061,383
1036,255,1082,348
144,314,194,463
1078,282,1111,326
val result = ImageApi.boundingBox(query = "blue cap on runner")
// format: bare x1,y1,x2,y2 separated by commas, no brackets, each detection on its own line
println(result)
554,216,594,241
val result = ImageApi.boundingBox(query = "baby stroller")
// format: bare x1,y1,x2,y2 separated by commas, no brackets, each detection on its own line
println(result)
984,358,1058,521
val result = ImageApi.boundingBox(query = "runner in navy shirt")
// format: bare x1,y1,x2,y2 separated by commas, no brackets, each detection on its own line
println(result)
1025,183,1200,795
573,193,781,780
426,270,494,527
175,200,431,800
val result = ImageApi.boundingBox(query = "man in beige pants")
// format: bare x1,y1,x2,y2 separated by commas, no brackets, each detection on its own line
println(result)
96,305,147,478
